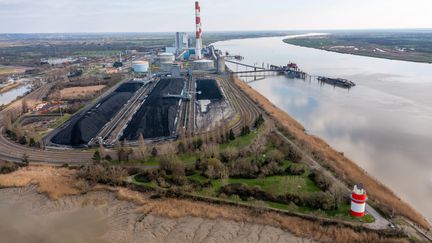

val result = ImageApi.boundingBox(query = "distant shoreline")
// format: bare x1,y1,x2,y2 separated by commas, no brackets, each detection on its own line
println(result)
283,37,432,64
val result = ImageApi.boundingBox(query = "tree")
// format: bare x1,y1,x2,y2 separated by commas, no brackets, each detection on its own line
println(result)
21,153,29,166
138,133,146,160
18,136,27,145
3,114,12,131
202,158,226,179
268,149,284,164
29,137,36,147
160,156,185,178
220,146,239,163
104,154,112,162
254,114,265,128
92,151,101,164
228,129,235,140
151,147,158,157
21,99,29,114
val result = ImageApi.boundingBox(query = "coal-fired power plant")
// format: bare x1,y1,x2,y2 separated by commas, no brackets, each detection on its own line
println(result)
350,184,368,217
195,1,203,59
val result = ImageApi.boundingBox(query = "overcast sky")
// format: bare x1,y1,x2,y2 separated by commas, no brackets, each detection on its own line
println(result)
0,0,431,33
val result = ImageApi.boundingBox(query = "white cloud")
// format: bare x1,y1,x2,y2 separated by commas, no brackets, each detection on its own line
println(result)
0,0,431,33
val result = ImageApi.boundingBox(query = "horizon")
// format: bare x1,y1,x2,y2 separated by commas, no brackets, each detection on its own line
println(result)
0,0,431,33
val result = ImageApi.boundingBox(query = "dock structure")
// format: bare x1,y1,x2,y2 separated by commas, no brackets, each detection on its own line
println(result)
225,59,354,88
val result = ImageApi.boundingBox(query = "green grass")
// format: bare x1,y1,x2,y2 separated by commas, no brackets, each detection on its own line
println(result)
49,114,71,129
220,129,259,150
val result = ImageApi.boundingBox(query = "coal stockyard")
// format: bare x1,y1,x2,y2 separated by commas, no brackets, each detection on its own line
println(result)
50,82,143,147
121,77,185,141
196,79,223,100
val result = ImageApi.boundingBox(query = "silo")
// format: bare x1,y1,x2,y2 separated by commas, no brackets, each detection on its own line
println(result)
132,61,149,73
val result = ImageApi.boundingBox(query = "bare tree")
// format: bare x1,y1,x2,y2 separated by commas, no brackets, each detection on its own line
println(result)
138,133,146,160
2,114,12,131
21,99,29,114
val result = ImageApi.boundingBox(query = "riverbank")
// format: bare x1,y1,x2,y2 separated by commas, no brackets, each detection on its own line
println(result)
0,165,409,242
0,83,24,94
283,35,432,64
230,74,430,230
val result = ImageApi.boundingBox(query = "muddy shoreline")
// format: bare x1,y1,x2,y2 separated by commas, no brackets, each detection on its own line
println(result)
0,186,307,243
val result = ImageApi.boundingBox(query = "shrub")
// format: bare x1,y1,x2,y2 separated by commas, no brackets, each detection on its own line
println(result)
267,149,284,163
286,165,305,176
159,156,185,178
201,158,226,179
0,161,19,174
309,169,333,191
220,147,239,163
77,164,127,186
260,162,284,177
229,158,258,178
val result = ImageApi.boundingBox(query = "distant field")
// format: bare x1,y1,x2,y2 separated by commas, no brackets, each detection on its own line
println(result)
60,85,106,99
284,31,432,63
0,66,25,75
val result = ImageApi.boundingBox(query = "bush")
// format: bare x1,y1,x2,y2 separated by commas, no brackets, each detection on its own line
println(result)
201,158,226,179
159,156,185,178
77,164,127,186
309,169,332,191
220,147,239,163
267,149,284,163
286,165,305,176
229,158,259,178
260,162,284,177
0,161,19,174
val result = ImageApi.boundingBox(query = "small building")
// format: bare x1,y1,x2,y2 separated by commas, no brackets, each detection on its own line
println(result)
105,67,119,74
193,59,215,71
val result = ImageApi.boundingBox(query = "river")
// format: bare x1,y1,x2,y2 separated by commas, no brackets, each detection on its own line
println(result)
0,84,31,106
214,35,432,221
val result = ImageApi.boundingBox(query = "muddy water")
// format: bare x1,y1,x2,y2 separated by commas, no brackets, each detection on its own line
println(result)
0,186,305,243
214,35,432,221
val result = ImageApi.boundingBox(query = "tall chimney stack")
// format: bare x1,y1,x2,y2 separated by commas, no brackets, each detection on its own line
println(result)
195,1,203,59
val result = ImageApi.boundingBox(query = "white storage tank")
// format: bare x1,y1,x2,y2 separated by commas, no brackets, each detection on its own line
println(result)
193,59,215,71
157,53,175,63
132,61,149,73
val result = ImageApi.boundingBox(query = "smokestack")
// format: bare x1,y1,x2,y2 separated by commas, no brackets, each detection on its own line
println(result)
195,1,203,59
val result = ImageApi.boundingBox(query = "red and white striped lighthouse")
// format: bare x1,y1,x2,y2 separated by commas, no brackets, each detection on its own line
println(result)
195,1,203,59
350,183,367,217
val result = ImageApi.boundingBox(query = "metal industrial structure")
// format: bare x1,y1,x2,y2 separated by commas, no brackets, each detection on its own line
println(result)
175,32,189,52
350,184,368,217
195,1,203,59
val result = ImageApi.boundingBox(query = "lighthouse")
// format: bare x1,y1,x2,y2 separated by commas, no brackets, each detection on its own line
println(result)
350,183,367,217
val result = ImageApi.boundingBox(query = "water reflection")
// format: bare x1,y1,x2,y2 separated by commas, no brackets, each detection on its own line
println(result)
215,36,432,219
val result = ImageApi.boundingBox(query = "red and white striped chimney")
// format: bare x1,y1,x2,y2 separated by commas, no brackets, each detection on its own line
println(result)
195,1,203,59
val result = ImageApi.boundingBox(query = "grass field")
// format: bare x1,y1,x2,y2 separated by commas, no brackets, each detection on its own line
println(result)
284,33,432,63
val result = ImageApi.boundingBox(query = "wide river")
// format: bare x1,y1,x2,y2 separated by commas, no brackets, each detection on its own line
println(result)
214,35,432,220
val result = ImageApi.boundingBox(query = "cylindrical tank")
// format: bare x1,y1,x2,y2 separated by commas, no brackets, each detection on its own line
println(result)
193,59,214,71
157,53,175,63
350,184,367,217
132,61,149,73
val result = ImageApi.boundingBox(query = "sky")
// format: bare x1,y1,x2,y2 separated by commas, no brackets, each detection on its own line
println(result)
0,0,431,33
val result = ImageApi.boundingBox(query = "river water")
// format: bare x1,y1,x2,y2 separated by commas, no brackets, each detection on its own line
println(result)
214,35,432,220
0,84,31,106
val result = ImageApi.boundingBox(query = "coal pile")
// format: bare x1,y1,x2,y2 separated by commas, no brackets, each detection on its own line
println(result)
121,78,185,141
196,79,223,100
51,82,143,147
